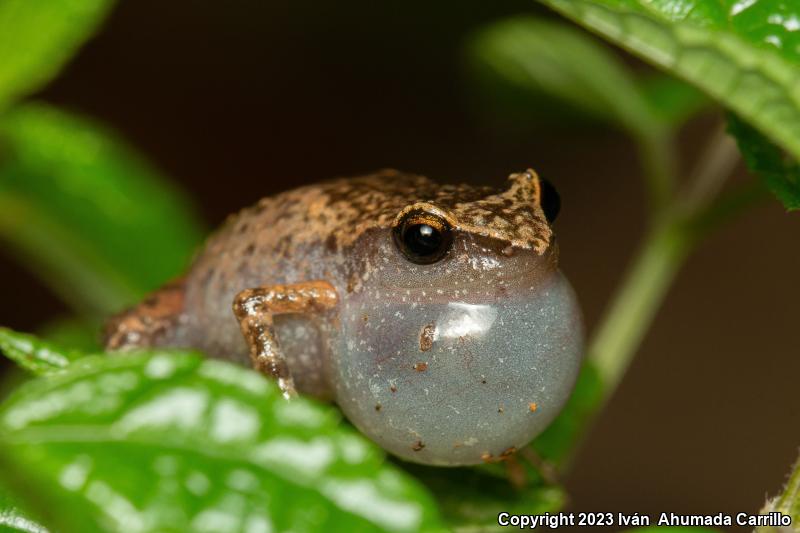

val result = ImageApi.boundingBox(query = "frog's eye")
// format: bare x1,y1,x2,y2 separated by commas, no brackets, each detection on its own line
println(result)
393,211,453,265
539,177,561,223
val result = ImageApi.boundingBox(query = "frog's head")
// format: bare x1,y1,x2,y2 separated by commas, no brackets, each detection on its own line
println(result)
330,169,583,466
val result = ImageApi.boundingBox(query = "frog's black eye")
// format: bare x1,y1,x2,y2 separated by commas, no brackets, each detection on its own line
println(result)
393,211,453,265
539,178,560,223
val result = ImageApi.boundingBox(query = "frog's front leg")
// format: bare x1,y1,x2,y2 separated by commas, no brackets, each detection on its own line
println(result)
232,280,339,399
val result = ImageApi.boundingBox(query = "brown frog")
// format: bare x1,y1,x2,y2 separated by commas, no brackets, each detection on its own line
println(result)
104,169,583,466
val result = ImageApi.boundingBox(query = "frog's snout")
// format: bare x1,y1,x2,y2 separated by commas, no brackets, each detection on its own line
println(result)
332,270,584,466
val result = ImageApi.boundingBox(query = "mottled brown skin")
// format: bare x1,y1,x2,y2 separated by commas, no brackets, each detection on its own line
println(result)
105,169,554,399
104,278,187,350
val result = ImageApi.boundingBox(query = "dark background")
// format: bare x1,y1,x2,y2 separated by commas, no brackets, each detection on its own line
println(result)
1,0,799,528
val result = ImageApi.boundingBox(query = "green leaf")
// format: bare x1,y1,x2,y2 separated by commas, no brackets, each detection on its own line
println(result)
469,16,663,139
0,368,29,405
0,103,205,316
0,488,48,533
38,317,102,354
0,327,83,376
403,463,564,532
0,351,444,533
0,0,115,110
728,114,800,210
639,74,710,127
536,0,800,165
532,362,603,466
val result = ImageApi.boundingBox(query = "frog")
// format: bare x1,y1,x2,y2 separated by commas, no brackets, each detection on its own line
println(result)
104,168,584,466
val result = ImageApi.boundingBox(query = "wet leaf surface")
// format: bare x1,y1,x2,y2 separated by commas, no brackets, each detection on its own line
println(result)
0,327,83,376
0,352,444,533
537,0,800,163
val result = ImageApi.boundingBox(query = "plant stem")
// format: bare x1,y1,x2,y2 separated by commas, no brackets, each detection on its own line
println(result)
637,129,676,213
775,455,800,516
588,220,690,391
757,453,800,533
689,180,770,240
535,121,763,474
588,124,684,390
681,124,741,211
588,121,743,399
